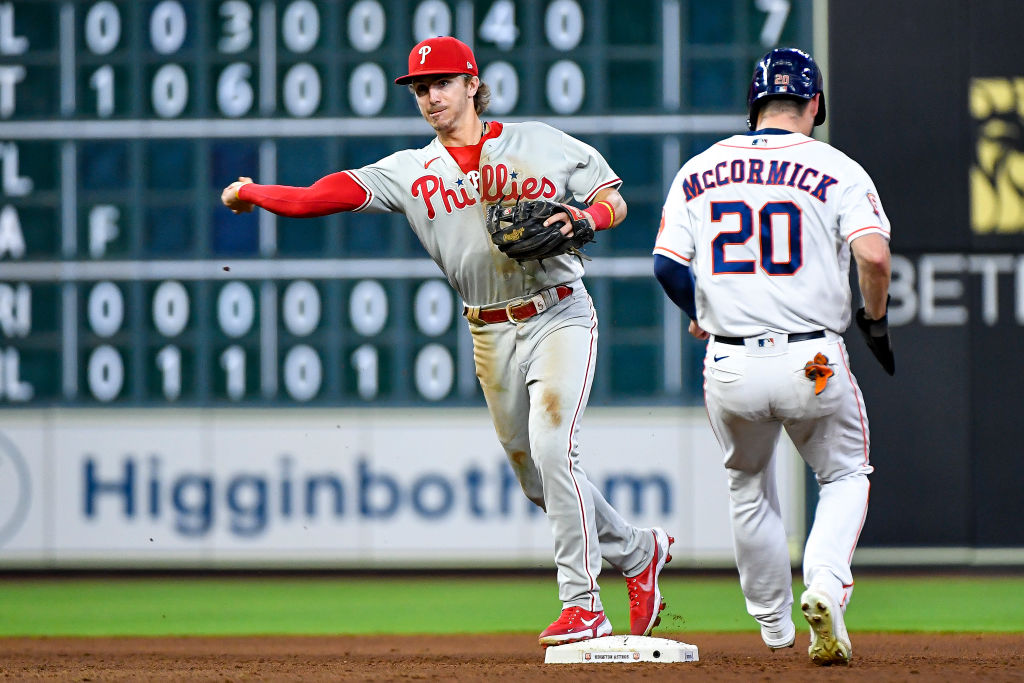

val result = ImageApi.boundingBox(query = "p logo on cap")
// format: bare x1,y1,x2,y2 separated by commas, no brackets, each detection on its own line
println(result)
394,36,478,84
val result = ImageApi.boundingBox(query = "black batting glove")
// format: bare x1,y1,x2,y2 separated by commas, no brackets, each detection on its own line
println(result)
854,297,895,376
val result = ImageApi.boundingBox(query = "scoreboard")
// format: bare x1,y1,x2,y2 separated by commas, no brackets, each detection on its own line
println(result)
0,0,813,408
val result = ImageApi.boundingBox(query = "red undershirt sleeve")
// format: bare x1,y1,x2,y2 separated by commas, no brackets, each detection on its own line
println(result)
236,171,370,218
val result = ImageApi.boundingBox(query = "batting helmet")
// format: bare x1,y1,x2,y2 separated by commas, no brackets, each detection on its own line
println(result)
747,47,826,131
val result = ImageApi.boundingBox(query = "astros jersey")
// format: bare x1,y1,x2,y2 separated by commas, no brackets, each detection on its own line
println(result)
654,130,891,336
349,121,621,306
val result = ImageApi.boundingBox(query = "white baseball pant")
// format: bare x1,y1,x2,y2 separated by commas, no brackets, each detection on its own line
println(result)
703,332,872,631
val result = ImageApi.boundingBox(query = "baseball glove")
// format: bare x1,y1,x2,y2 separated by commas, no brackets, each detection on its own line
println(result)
485,200,595,263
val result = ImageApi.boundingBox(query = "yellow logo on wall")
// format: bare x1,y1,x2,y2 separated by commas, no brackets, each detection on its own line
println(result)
970,78,1024,234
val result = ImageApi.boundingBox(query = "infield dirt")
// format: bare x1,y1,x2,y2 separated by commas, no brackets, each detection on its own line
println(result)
1,633,1022,680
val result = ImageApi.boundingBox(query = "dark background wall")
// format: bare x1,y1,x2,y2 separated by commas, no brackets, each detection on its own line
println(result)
829,0,1024,546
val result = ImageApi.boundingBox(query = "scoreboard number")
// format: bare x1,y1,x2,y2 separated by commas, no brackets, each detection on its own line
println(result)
217,0,253,54
84,2,120,55
150,1,188,55
348,1,385,53
545,0,583,51
479,0,517,50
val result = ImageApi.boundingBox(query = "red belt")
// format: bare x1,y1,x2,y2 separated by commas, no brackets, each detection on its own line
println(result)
464,285,573,325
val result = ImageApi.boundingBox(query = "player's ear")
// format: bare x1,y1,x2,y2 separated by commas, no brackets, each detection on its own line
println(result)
809,94,821,119
465,75,479,98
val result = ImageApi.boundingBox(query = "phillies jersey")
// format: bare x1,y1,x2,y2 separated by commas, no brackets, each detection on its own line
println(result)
654,129,891,337
349,121,621,306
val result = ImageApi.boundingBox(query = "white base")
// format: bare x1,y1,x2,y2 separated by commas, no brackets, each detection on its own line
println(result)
544,635,699,664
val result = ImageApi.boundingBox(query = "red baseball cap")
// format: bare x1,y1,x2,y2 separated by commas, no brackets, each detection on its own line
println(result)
394,36,478,85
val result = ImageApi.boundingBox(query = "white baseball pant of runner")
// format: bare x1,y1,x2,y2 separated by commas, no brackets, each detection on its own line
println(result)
703,332,872,630
470,280,651,612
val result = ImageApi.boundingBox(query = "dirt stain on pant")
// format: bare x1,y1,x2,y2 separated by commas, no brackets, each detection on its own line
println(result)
540,388,562,428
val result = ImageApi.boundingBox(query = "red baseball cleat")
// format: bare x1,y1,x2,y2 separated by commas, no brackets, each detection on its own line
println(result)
537,606,612,647
625,527,674,636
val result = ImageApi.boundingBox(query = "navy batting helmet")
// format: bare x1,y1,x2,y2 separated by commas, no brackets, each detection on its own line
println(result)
747,47,826,130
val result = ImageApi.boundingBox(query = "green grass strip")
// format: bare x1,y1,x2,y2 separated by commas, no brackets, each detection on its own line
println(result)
0,575,1021,637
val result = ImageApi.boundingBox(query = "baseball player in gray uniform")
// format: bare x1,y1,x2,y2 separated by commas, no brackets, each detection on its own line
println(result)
222,36,672,647
653,48,893,665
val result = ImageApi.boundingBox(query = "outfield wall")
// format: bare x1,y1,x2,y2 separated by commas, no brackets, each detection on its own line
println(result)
0,408,803,569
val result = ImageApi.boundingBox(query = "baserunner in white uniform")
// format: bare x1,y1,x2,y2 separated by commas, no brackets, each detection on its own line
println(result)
221,36,672,647
653,48,894,665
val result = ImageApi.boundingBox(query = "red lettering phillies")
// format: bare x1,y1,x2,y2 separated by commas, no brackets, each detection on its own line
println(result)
479,163,558,202
411,175,477,219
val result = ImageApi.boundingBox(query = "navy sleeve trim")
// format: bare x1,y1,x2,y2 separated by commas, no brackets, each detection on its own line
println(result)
654,254,697,321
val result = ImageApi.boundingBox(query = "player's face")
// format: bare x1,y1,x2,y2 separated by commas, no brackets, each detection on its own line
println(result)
411,75,478,135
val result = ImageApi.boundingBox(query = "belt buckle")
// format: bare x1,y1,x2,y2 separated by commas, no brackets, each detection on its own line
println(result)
505,298,528,323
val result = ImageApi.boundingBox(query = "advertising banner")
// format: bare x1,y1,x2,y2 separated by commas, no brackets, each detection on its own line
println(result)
0,408,802,568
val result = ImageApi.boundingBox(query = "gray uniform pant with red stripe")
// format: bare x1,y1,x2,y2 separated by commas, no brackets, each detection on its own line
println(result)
703,333,873,630
471,282,651,612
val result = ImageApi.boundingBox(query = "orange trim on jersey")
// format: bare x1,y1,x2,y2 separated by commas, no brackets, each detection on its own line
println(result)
714,139,817,150
653,246,691,263
846,225,890,241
